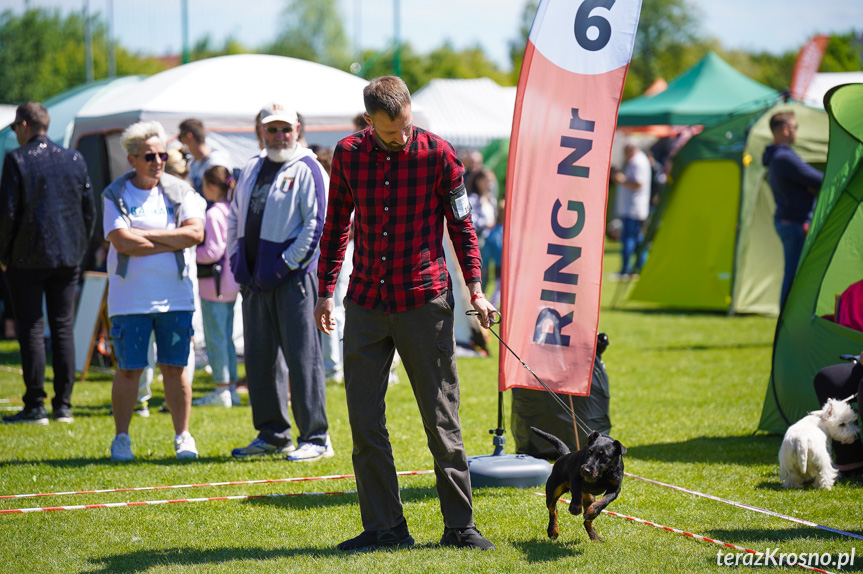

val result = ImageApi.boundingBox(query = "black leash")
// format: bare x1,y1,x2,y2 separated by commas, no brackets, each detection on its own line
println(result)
467,310,594,437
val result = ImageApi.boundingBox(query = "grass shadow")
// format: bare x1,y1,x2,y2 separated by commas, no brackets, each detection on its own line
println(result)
80,545,342,573
708,526,863,545
243,486,438,510
0,348,21,366
511,538,584,563
625,435,780,466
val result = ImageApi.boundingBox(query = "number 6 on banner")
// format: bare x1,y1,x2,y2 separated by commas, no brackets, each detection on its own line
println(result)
499,0,641,396
575,0,615,51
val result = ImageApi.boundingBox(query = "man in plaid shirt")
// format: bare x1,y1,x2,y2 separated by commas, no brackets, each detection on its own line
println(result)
315,76,497,552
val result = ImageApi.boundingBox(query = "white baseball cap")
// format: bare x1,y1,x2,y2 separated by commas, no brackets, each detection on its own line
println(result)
259,101,298,125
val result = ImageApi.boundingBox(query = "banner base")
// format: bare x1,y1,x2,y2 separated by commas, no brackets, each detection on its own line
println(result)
467,438,551,489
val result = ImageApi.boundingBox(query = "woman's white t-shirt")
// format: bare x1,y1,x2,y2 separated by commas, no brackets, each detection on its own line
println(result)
103,180,204,317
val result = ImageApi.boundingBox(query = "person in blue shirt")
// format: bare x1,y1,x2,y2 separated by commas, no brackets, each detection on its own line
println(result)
763,111,823,306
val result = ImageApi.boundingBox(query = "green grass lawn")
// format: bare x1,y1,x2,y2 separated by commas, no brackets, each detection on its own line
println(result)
1,254,861,573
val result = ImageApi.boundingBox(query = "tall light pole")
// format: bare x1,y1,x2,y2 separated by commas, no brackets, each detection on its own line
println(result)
393,0,401,77
107,0,115,77
354,0,362,64
181,0,190,64
84,0,94,82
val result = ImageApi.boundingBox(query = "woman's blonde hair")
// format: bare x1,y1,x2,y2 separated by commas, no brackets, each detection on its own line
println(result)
120,121,166,156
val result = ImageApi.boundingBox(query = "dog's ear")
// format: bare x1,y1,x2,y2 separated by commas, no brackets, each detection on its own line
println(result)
588,431,601,444
824,401,835,418
614,440,627,456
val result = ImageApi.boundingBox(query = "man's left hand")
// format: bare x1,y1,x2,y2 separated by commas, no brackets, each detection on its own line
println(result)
469,292,497,329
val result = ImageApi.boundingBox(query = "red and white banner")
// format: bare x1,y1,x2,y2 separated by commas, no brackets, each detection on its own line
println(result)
500,0,641,395
790,35,830,102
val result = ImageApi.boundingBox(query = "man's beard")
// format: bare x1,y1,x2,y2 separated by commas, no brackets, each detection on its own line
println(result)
266,142,296,163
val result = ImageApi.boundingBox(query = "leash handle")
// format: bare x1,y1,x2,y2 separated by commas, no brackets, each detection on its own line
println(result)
466,309,501,326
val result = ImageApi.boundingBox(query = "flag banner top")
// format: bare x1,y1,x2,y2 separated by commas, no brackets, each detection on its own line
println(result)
500,0,641,395
790,35,829,102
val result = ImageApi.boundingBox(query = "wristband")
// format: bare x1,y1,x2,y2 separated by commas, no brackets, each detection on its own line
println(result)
470,292,485,303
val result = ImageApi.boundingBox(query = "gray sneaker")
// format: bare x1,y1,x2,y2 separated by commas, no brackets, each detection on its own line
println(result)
110,434,134,461
231,437,295,459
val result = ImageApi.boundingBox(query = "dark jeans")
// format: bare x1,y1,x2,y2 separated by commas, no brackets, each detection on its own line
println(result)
343,290,474,532
774,220,807,306
813,361,863,470
4,266,80,410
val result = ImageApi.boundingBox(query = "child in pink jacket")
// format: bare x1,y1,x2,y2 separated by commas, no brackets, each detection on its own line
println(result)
194,166,241,407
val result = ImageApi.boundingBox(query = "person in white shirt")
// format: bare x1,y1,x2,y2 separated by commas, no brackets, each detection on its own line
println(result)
613,142,652,278
102,120,205,461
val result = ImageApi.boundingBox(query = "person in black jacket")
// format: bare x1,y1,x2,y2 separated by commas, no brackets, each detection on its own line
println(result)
0,102,96,425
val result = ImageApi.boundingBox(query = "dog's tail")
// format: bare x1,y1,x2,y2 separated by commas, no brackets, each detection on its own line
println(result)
530,426,571,457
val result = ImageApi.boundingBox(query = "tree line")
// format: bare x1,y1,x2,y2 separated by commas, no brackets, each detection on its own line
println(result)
0,0,860,105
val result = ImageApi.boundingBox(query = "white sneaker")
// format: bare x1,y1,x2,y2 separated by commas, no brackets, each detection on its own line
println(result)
229,387,242,406
110,433,134,461
175,431,199,459
193,388,232,407
287,435,334,462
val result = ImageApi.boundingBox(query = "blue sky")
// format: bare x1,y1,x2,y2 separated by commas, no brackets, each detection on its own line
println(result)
2,0,861,70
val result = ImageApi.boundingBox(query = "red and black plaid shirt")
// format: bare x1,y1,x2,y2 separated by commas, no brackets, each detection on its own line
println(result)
318,126,482,313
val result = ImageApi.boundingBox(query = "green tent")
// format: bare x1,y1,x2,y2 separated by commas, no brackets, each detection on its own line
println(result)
627,101,829,314
617,52,779,127
759,83,863,434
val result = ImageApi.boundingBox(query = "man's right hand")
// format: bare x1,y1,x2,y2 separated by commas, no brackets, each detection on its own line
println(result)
314,296,336,335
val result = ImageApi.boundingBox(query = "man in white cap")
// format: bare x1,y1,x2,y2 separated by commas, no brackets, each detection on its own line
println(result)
226,102,332,461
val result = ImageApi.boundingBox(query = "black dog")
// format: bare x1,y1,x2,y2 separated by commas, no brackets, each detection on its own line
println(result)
531,427,626,542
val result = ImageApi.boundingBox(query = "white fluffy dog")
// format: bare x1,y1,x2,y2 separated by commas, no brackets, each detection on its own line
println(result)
779,398,860,490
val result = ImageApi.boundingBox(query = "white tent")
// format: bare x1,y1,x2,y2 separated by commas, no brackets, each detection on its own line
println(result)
71,54,371,181
803,72,863,108
412,78,516,149
0,105,16,129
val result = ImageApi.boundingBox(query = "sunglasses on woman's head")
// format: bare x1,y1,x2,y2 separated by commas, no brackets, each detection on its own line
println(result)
265,126,293,134
141,152,169,163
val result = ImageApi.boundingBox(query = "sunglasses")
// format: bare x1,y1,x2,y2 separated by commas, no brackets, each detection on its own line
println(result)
265,126,293,134
140,152,169,163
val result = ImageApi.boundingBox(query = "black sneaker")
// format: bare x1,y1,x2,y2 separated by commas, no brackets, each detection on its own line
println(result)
440,526,496,550
337,518,415,552
2,405,49,425
53,407,74,424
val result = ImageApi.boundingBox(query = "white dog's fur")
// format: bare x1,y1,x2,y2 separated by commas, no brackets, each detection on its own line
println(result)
779,398,860,490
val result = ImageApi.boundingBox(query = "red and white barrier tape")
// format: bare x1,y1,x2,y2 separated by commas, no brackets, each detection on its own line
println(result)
538,494,836,574
625,472,863,541
0,490,356,514
0,469,434,500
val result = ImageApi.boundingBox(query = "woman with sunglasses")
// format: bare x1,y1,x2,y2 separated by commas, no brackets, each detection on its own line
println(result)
102,121,206,461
